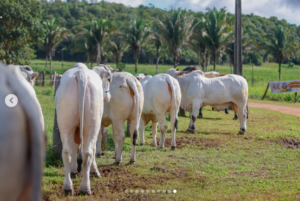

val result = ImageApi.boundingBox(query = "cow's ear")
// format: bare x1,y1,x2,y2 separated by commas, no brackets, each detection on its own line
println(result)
31,72,38,80
112,69,118,73
177,71,186,76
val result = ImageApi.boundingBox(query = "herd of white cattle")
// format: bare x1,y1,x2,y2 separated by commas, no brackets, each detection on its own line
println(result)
0,62,248,200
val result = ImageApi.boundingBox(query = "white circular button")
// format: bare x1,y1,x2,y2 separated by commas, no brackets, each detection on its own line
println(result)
5,94,18,107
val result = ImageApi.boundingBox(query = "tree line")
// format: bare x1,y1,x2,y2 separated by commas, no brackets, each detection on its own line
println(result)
0,0,300,80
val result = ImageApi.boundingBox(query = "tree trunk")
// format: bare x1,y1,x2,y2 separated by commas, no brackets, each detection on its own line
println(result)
97,43,101,65
49,53,53,75
156,46,160,74
213,52,216,71
135,58,138,73
44,55,48,71
279,62,282,81
173,57,177,68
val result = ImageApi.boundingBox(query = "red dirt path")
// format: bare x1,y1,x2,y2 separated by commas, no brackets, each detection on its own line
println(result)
248,102,300,118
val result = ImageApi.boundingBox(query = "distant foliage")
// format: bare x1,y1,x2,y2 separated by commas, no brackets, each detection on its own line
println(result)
286,62,294,68
117,62,126,71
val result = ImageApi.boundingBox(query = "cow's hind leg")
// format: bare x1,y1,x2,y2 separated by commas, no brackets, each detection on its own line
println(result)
79,143,93,195
61,133,74,195
90,142,101,178
139,118,146,146
151,121,158,146
187,100,201,134
236,104,247,135
198,107,203,119
70,140,79,178
157,113,168,148
129,119,139,163
113,121,125,165
169,109,178,150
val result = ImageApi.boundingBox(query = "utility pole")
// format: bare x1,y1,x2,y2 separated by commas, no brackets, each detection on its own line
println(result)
234,0,242,75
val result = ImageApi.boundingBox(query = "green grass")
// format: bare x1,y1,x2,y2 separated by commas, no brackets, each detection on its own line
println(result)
31,59,300,103
37,85,300,200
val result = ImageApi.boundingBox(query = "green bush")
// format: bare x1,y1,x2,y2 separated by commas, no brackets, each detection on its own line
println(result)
286,61,294,68
117,62,126,71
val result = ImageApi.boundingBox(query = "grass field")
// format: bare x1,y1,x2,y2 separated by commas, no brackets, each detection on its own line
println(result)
31,60,300,103
37,85,300,200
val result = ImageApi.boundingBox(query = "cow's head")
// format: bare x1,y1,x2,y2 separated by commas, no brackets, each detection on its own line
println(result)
92,67,112,102
19,66,39,86
166,68,187,77
135,73,145,82
8,65,38,86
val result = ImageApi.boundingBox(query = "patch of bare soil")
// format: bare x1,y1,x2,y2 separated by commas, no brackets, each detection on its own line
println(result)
156,136,221,149
277,138,300,149
90,165,205,200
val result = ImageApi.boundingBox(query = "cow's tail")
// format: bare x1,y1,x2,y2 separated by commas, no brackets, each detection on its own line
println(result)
5,67,45,201
126,79,140,145
165,75,178,130
75,70,88,159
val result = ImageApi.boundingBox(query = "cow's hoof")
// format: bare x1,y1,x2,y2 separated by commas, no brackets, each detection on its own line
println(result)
90,172,101,178
70,172,78,179
171,146,176,151
197,115,203,119
96,153,101,158
114,161,121,166
233,117,238,120
129,160,136,164
78,190,92,196
140,143,144,146
186,129,195,134
238,131,245,135
64,189,74,196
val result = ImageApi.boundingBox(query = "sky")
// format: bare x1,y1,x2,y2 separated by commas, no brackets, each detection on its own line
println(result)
104,0,300,25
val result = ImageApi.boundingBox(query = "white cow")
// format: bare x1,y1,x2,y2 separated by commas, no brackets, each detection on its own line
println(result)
7,65,38,86
55,63,111,195
94,71,143,165
166,68,248,134
137,74,181,149
0,63,45,201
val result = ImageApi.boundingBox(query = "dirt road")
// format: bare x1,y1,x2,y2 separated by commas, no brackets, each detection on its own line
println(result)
248,102,300,118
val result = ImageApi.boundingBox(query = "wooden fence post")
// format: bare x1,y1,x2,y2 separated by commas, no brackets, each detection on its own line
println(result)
49,73,53,86
295,92,298,103
52,72,57,87
262,82,270,100
35,73,40,86
42,71,45,87
53,74,62,157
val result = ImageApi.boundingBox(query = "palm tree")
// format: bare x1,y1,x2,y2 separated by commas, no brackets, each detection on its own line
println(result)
189,18,209,71
74,28,97,68
109,34,130,69
260,26,297,81
126,19,152,73
203,7,234,71
42,18,70,74
90,19,116,65
154,8,197,68
152,32,163,74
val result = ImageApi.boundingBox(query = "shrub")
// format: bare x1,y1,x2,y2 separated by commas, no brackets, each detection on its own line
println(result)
118,62,126,71
286,61,294,68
